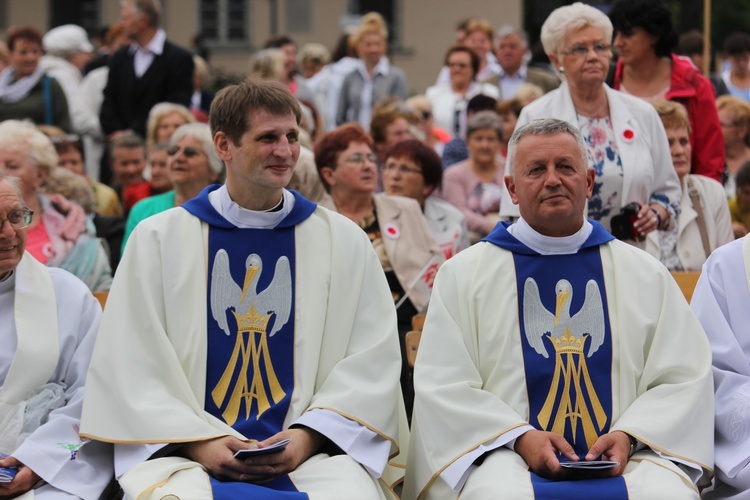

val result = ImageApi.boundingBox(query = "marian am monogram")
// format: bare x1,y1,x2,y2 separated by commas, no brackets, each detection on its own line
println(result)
209,250,292,426
523,278,607,448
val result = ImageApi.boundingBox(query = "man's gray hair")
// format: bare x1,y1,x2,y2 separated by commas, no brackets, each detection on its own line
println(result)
0,171,26,204
540,2,612,55
495,25,528,47
507,118,588,177
126,0,161,28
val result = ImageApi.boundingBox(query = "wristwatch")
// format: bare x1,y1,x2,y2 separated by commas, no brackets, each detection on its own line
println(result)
627,433,638,458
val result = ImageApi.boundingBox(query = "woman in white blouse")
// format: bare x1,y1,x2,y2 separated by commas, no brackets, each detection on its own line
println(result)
647,100,733,271
507,2,680,249
426,45,499,140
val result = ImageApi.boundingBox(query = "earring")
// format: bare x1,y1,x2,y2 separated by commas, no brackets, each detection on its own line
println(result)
558,66,565,73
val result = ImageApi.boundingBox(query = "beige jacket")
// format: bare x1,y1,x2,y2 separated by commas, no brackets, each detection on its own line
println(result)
646,174,733,271
322,193,443,312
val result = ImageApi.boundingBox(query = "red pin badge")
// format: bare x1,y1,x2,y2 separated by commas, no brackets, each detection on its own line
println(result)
383,223,400,239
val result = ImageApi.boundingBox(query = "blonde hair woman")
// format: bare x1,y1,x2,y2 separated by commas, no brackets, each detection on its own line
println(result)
717,95,750,196
145,102,195,151
335,12,408,129
647,99,733,271
248,48,286,81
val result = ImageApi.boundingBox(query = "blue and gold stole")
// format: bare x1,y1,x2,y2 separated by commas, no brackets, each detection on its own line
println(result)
484,222,628,499
183,186,316,498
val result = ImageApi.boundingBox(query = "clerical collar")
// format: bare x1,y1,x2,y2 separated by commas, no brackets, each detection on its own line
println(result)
507,217,592,255
0,269,15,295
208,185,295,229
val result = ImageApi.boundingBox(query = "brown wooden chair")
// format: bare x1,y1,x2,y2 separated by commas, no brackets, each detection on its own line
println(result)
92,291,109,310
405,314,426,368
670,272,701,303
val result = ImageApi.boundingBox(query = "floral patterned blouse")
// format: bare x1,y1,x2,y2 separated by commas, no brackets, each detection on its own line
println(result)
578,115,623,233
658,224,683,271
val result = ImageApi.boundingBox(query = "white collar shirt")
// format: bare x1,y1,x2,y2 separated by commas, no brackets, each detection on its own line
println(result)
498,64,527,100
356,56,390,130
131,29,166,78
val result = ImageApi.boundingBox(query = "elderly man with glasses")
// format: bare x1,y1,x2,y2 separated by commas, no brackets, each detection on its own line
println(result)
0,173,112,499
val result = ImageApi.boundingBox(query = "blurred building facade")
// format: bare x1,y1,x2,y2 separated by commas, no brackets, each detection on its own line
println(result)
0,0,522,94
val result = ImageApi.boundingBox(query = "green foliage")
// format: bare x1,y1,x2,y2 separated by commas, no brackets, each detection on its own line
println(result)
711,0,750,53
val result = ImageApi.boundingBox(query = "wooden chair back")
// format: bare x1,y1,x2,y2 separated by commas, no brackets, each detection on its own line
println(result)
405,314,426,368
93,291,109,310
670,272,701,303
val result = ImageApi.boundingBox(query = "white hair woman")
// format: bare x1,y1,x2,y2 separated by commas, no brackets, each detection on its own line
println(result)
0,119,112,290
122,122,223,251
507,2,680,252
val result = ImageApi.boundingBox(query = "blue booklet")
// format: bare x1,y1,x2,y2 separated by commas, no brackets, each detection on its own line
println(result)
0,453,18,483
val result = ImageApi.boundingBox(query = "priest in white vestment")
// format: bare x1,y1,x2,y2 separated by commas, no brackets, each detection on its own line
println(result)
404,119,714,500
692,235,750,499
80,78,406,499
0,174,113,499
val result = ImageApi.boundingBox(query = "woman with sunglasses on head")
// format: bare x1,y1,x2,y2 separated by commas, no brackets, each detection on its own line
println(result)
121,123,223,251
506,2,680,253
315,123,442,420
406,95,452,157
608,0,724,183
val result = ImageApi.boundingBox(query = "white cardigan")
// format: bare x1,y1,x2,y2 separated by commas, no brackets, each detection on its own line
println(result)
646,174,734,271
501,81,681,229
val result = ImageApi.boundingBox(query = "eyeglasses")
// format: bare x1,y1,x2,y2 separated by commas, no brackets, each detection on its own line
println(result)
0,208,33,230
448,62,470,68
561,43,611,58
341,153,378,166
167,145,203,158
381,163,423,175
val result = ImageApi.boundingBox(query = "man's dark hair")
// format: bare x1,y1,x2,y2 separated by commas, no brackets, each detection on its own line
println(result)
737,160,750,188
109,134,145,161
210,78,301,146
677,30,704,56
725,32,750,57
467,94,498,115
264,34,296,49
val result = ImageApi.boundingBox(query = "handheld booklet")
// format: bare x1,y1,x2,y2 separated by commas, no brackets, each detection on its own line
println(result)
0,453,17,483
234,439,291,459
559,460,619,470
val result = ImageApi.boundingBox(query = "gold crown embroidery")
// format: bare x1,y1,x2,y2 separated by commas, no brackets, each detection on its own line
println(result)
210,251,292,426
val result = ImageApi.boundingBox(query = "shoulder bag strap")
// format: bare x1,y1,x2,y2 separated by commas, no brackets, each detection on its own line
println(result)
688,177,712,258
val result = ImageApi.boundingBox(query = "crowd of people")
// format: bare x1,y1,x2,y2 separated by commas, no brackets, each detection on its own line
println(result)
3,0,750,498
